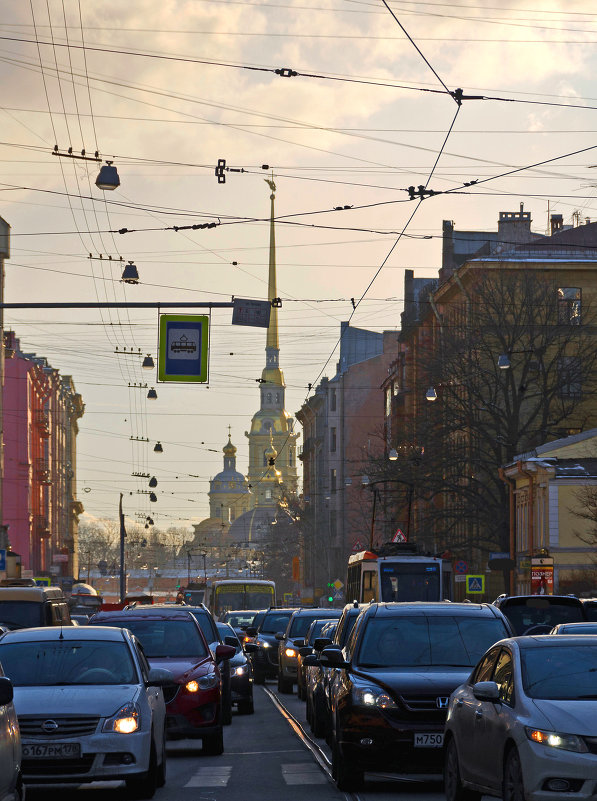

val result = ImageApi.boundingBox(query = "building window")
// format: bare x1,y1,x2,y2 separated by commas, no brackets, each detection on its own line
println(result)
558,287,581,324
559,356,582,398
330,427,337,452
330,388,337,411
331,468,337,492
215,506,221,517
267,392,272,403
265,489,272,500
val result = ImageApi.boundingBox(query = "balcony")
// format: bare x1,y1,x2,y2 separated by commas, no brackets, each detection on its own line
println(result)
34,515,50,539
35,410,50,438
35,458,51,485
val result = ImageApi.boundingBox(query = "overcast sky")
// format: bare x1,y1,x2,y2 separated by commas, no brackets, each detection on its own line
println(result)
1,0,596,531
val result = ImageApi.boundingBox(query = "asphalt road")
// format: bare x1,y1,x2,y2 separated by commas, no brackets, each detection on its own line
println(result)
26,680,473,801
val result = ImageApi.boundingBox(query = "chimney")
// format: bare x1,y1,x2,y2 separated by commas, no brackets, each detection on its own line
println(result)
551,214,563,235
498,203,533,245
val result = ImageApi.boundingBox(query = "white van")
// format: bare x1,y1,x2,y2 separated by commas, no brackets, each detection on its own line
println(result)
0,582,72,630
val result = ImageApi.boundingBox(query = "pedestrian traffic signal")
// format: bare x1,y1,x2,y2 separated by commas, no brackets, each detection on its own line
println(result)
327,595,334,603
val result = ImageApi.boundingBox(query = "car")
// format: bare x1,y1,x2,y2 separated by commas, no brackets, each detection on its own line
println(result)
306,601,365,739
493,594,587,635
0,581,72,630
221,610,262,641
244,608,297,684
550,621,597,634
580,597,597,621
0,625,169,797
215,622,254,715
276,608,342,694
314,601,513,790
0,662,22,801
444,635,597,801
89,608,234,753
296,619,337,701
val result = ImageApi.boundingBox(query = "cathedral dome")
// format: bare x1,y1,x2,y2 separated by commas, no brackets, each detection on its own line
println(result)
210,434,249,495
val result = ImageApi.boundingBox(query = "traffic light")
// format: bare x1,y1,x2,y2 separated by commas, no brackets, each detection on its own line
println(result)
327,581,334,603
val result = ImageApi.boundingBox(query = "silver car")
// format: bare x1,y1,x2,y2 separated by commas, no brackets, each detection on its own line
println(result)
444,635,597,801
0,625,169,799
0,666,22,801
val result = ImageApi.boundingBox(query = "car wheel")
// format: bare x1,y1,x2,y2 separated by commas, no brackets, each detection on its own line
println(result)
332,735,363,791
503,748,526,801
445,737,481,801
253,670,265,685
238,696,254,715
156,729,167,788
277,674,293,694
202,727,224,756
125,742,158,799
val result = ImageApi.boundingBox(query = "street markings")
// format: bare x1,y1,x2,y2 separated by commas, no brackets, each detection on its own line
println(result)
184,766,232,787
282,763,327,784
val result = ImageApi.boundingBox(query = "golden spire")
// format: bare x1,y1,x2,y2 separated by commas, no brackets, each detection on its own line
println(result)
265,176,278,352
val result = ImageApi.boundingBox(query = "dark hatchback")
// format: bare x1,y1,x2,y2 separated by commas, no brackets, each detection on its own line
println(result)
318,602,512,790
215,622,254,715
493,594,587,635
90,607,234,754
244,608,297,684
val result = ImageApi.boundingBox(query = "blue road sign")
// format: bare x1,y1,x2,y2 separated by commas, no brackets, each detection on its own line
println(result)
158,315,209,383
454,560,468,574
466,574,485,594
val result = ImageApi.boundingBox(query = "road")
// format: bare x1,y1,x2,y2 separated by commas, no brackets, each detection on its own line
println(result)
27,681,464,801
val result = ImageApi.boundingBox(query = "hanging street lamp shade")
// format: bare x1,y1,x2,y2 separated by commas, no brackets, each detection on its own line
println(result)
121,261,139,284
147,388,157,400
142,354,155,370
149,492,157,502
96,162,120,190
154,441,163,453
149,476,158,488
498,353,511,369
426,386,438,402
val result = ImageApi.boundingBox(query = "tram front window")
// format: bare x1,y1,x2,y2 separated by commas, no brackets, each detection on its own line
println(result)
379,563,440,602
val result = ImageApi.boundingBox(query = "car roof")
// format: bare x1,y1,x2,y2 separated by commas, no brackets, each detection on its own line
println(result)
91,608,198,621
368,602,501,617
509,635,597,648
290,608,341,617
0,625,128,642
496,595,583,605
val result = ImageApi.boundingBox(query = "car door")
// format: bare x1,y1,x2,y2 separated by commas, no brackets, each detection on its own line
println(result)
479,647,516,791
135,640,165,749
456,646,500,783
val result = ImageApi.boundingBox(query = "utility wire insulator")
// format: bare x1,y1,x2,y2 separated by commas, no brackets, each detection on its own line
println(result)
275,67,297,77
215,158,226,184
451,88,485,106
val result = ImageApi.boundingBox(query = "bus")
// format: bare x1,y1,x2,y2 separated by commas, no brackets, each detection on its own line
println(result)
204,578,276,620
346,544,453,603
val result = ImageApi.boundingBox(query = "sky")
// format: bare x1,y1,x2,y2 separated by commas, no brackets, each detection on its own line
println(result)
1,0,596,532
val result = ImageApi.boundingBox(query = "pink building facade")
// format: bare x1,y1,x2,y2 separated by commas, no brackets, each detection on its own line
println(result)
2,332,84,578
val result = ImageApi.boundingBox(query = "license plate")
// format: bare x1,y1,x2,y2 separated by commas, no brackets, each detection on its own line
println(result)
414,733,444,748
22,742,81,759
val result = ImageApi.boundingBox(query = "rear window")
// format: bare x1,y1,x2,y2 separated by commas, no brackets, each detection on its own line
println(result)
0,601,44,630
357,615,509,668
0,640,137,685
259,613,292,634
500,598,584,636
522,644,597,699
101,618,208,659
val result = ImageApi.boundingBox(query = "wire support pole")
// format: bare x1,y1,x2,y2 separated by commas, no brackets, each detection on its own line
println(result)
0,301,235,309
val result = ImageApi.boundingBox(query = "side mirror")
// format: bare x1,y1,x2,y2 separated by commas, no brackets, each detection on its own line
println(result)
293,639,306,648
224,636,238,648
298,646,312,657
302,654,320,667
0,676,14,706
245,627,257,637
313,637,332,653
146,667,174,687
244,642,259,654
473,681,501,702
319,647,348,669
215,644,236,661
275,632,285,641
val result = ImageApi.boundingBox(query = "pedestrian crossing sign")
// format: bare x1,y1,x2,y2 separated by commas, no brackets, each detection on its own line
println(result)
466,575,485,594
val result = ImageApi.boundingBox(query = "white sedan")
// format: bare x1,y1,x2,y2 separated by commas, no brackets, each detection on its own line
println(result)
0,625,171,799
444,635,597,801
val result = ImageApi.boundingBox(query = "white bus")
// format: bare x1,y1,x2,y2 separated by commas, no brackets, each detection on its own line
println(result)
204,578,276,620
346,545,453,604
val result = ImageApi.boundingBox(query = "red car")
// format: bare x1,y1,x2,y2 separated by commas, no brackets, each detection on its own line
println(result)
90,607,234,754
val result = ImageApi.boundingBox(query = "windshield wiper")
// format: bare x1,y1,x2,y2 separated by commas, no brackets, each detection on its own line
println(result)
575,694,597,699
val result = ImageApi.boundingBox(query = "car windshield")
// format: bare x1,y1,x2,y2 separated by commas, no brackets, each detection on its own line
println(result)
339,613,359,646
107,618,208,658
522,644,597,699
306,620,329,645
224,612,258,628
501,598,584,635
559,625,597,635
0,640,137,685
259,613,292,634
0,601,43,630
357,616,509,667
290,614,336,638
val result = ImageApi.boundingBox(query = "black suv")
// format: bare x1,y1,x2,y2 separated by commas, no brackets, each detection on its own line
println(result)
244,608,297,684
318,601,513,790
493,594,587,635
276,608,341,693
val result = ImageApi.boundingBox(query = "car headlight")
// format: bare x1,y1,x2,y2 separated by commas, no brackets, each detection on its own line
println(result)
525,727,588,753
256,640,269,649
103,702,140,734
352,685,397,710
285,648,297,658
185,680,199,692
197,674,219,690
235,665,248,676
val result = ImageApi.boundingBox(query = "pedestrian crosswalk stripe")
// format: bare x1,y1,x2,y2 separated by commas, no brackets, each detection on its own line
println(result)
184,766,232,787
281,763,326,784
